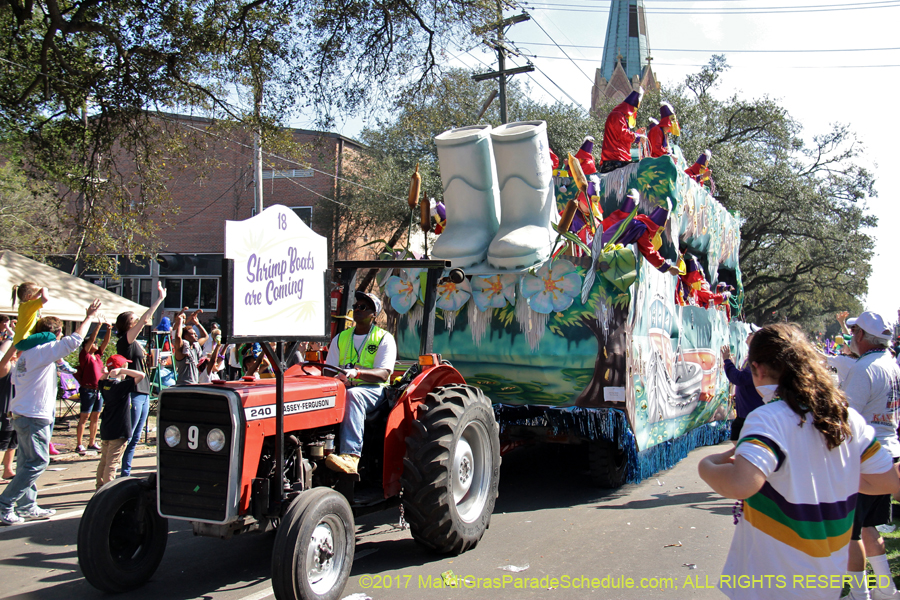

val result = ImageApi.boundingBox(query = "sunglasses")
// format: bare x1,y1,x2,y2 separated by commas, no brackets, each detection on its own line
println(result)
352,303,373,312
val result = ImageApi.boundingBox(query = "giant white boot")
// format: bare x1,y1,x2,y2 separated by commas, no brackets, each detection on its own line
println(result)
432,125,501,268
487,121,555,270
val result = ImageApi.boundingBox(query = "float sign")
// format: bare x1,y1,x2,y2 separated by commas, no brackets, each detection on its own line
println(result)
224,205,327,338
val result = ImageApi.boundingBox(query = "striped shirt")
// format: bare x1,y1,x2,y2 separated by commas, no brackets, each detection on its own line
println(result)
722,402,892,599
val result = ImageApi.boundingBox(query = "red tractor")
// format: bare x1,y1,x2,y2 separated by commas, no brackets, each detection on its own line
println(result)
77,260,501,600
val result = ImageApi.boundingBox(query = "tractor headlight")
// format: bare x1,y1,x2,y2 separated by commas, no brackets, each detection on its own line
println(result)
164,425,181,447
207,428,226,452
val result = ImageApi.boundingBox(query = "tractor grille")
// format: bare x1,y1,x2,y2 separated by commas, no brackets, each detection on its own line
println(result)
157,389,241,523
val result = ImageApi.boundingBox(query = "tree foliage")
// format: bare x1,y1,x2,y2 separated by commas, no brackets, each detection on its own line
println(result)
0,0,493,271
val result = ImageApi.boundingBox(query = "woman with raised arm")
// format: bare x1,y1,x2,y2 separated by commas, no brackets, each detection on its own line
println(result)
699,323,899,600
114,281,166,477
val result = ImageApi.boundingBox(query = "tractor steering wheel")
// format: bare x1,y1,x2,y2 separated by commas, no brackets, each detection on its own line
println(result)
301,362,347,378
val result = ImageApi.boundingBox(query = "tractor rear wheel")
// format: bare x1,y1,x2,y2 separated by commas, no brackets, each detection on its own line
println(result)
401,384,500,554
77,475,168,593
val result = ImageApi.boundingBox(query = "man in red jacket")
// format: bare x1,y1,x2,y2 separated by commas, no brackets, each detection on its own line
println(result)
600,88,644,173
648,102,680,158
685,150,713,187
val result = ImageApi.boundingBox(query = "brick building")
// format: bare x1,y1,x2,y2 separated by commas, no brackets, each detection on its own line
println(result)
53,112,367,323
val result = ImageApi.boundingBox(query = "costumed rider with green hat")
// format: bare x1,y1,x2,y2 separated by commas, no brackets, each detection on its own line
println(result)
324,291,396,475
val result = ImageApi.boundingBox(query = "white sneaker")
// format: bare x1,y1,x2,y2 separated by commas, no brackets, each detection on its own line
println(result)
871,587,900,600
16,506,56,521
0,509,23,526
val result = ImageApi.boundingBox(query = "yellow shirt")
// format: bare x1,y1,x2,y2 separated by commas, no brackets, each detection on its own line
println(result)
13,298,43,345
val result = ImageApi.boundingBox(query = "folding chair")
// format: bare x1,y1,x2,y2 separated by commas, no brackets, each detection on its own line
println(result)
56,372,81,427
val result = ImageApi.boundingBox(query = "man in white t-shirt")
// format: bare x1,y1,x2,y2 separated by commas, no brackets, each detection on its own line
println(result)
0,300,101,525
841,311,900,600
324,291,396,475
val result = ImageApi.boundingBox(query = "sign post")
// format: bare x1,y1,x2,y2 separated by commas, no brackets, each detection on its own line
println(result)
222,205,329,512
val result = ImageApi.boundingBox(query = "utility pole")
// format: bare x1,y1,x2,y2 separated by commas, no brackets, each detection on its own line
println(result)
252,78,264,216
472,5,533,124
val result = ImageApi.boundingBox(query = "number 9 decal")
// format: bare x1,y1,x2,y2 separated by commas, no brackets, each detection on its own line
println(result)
188,426,199,449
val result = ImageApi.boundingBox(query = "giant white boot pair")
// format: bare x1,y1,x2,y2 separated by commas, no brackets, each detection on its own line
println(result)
432,121,555,270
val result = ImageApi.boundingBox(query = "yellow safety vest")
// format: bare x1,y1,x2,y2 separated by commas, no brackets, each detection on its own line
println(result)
337,326,388,386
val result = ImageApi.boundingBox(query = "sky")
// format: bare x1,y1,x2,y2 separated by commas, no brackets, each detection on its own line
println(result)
324,0,899,325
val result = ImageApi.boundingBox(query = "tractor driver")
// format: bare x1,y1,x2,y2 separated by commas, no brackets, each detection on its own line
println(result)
324,291,397,475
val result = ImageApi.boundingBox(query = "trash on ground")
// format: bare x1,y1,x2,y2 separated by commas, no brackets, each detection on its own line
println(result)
683,563,697,569
499,564,530,572
342,594,372,600
664,542,683,548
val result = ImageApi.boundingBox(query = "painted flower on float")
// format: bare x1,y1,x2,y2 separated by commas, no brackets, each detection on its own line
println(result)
384,268,422,315
471,274,518,312
436,277,472,312
520,259,581,314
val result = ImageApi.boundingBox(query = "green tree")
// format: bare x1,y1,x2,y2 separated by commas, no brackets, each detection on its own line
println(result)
0,0,494,272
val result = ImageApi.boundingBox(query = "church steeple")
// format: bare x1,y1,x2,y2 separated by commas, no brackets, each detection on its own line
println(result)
591,0,658,115
600,0,651,82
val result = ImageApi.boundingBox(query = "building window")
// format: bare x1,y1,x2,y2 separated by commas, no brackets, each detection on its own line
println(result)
163,278,219,311
291,206,313,227
629,5,639,37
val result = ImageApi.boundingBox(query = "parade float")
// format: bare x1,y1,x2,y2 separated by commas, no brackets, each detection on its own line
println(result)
381,112,750,486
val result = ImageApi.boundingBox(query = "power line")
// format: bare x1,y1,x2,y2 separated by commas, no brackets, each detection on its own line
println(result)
518,41,900,53
520,1,900,14
526,53,900,68
175,175,244,225
514,4,596,87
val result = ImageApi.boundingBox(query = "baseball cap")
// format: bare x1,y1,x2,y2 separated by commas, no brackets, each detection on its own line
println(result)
846,311,892,341
106,355,132,370
354,291,383,315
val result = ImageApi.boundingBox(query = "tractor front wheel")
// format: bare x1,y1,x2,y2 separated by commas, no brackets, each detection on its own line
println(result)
271,488,355,600
401,384,500,554
77,475,168,593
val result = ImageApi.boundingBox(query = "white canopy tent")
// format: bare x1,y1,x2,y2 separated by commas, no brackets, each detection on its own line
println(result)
0,250,149,322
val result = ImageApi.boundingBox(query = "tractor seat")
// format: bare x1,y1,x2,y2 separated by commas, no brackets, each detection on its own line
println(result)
363,384,404,423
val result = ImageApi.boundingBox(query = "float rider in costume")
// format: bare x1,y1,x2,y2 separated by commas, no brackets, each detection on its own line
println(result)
685,150,714,190
600,87,644,173
325,291,397,475
648,102,680,158
600,189,680,276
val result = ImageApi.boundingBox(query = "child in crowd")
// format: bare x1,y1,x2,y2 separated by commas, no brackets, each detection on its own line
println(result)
95,355,145,489
75,317,112,454
1,283,49,367
10,283,49,345
199,343,226,383
699,324,898,600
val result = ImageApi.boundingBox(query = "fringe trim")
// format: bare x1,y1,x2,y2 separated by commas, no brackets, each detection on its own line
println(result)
407,303,423,335
601,162,640,202
468,302,491,347
514,289,548,353
494,404,731,484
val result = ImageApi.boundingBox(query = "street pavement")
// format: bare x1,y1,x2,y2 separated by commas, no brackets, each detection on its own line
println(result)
0,441,738,600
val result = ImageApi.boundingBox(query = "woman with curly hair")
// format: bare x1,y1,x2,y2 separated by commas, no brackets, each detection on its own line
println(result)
699,323,899,600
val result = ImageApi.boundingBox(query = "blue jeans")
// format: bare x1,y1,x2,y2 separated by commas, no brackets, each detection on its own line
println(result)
0,415,53,513
339,386,387,456
121,393,149,476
